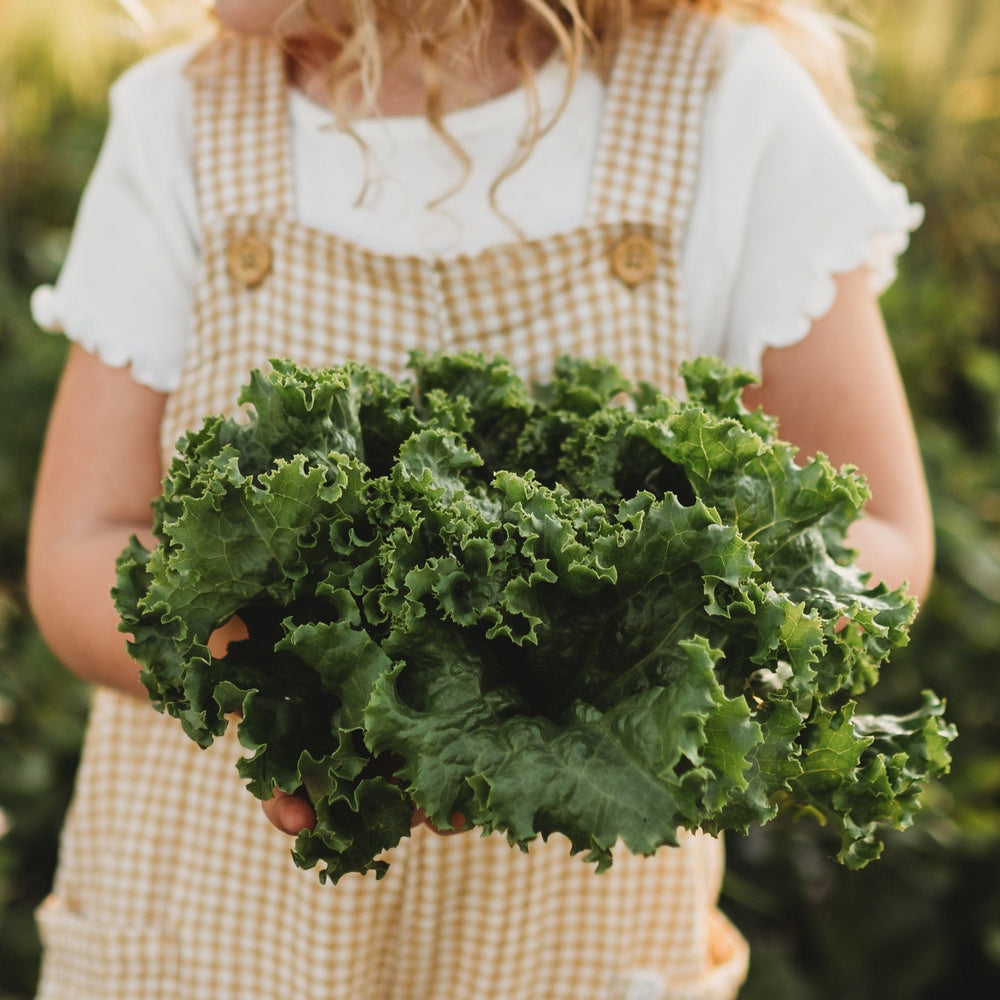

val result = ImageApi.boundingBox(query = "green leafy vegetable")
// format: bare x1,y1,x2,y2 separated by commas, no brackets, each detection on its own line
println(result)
114,353,955,882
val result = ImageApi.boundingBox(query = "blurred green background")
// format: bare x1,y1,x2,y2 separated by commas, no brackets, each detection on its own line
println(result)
1,0,997,996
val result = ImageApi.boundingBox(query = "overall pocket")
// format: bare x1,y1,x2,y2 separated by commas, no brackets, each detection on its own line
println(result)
34,896,181,1000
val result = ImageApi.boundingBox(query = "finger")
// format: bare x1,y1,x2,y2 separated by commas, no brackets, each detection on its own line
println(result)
263,789,316,836
207,615,248,658
412,808,469,835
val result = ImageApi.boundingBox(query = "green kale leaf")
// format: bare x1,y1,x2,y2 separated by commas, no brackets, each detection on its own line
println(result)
115,353,955,881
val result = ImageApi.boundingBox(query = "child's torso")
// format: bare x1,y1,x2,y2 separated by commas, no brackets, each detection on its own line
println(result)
161,6,718,455
36,9,750,1000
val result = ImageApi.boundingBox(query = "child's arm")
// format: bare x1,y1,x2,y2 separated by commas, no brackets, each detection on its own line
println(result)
27,344,169,698
743,265,935,602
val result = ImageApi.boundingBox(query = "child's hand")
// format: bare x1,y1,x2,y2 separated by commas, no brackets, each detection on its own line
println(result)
207,615,248,658
260,790,468,837
262,788,317,836
410,806,469,835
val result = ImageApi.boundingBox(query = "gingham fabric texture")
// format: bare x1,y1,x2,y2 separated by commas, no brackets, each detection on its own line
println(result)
35,7,750,1000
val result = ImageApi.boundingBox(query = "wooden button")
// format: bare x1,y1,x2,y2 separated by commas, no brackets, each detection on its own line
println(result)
611,234,658,286
226,234,272,287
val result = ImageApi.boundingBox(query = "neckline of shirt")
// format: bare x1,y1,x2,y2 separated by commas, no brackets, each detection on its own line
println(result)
288,55,590,143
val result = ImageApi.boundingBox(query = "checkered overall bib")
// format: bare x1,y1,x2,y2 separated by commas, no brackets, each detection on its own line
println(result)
36,8,749,999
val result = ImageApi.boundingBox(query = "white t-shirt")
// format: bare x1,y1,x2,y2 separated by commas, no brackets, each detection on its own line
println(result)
32,22,922,391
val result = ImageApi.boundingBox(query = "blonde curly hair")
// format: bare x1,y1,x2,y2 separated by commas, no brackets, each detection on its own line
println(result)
272,1,869,132
261,0,872,218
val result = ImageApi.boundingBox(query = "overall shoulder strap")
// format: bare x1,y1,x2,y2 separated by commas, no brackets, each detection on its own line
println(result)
587,6,722,232
188,34,293,227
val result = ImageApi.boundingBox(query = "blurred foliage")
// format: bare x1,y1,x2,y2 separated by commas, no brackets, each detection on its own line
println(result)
0,0,997,997
0,3,207,993
726,0,1000,996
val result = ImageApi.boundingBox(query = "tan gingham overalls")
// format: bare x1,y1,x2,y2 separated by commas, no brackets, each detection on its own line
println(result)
35,8,749,999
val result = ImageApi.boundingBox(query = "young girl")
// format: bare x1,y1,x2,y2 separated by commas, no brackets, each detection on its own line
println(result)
26,1,934,998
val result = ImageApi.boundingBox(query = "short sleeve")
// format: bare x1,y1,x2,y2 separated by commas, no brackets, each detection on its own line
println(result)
31,45,200,392
682,25,923,374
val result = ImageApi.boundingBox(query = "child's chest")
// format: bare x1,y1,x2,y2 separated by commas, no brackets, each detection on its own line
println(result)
162,10,721,456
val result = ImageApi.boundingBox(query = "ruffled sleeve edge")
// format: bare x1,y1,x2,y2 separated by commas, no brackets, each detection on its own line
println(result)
732,181,923,374
30,285,181,394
